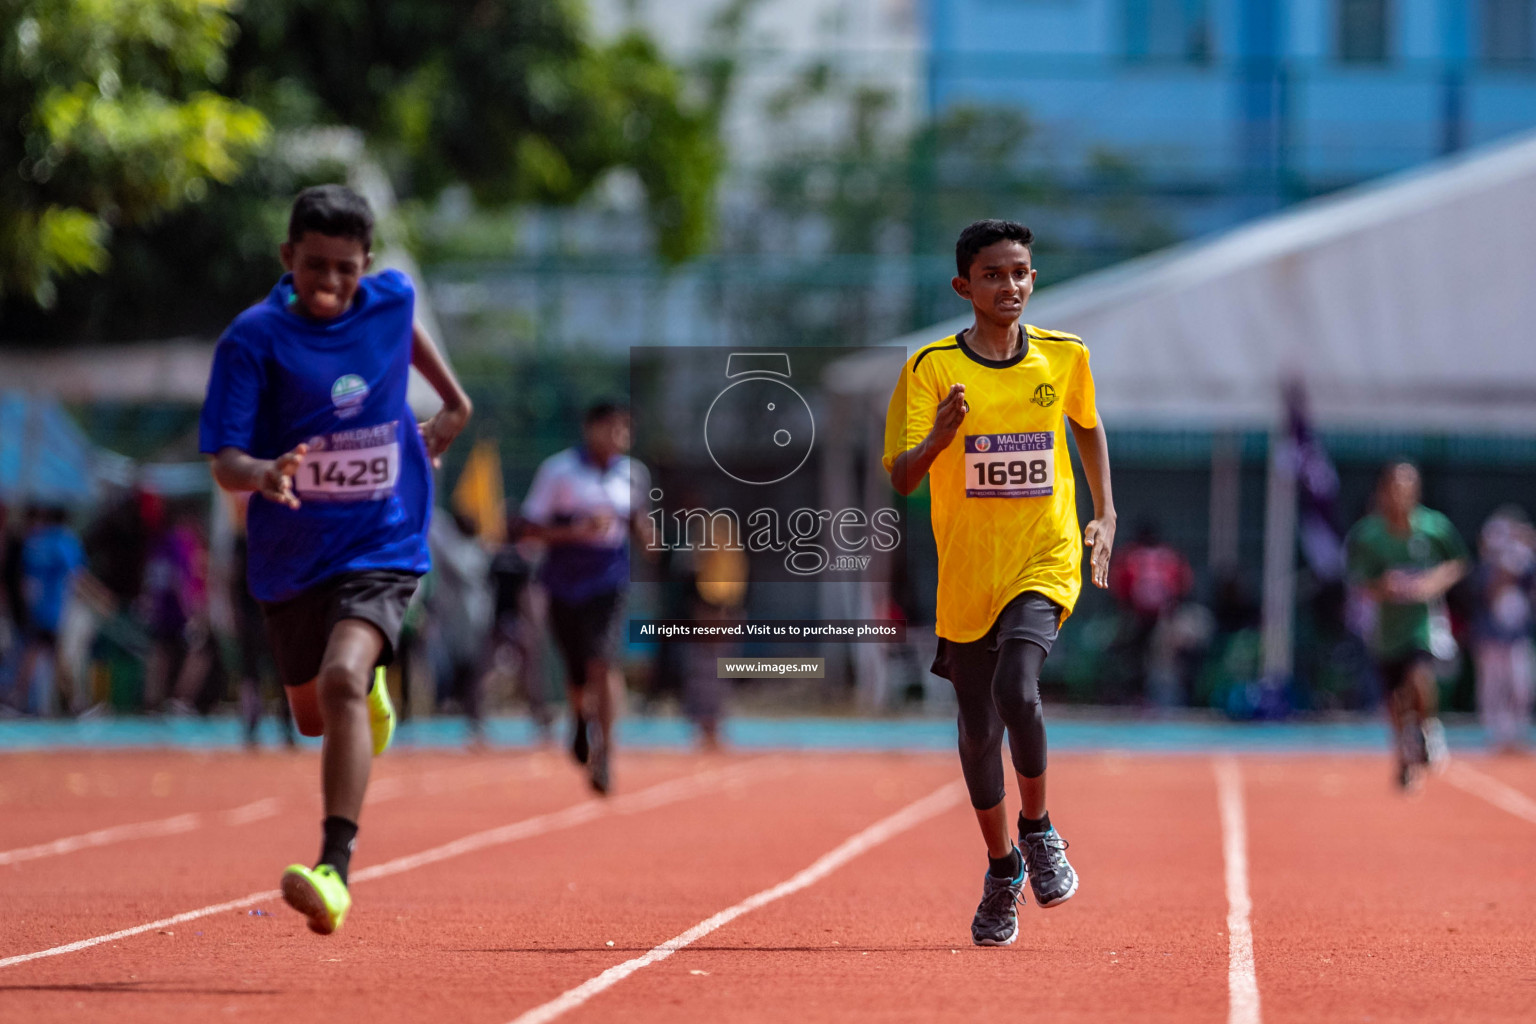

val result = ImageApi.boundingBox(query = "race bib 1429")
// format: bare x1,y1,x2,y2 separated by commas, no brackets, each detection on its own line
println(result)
964,431,1054,498
295,422,400,502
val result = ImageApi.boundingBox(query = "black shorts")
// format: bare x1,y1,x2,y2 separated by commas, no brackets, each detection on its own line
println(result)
259,570,420,688
930,591,1062,683
1377,650,1434,694
548,590,626,679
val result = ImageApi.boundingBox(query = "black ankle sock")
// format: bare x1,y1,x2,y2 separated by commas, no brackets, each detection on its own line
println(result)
318,816,359,885
988,846,1022,879
1019,811,1051,837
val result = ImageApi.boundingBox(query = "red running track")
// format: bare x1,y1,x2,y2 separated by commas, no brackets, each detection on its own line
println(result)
1,748,1534,1022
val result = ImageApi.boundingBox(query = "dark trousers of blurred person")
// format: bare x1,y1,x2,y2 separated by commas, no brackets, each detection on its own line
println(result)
548,587,626,793
234,539,294,747
13,626,71,716
487,578,552,738
145,619,219,714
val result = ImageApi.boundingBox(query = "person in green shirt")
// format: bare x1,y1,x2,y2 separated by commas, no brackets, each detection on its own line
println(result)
1346,460,1468,789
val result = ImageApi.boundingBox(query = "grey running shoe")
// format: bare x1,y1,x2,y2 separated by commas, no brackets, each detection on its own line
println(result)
1021,827,1079,908
971,863,1024,946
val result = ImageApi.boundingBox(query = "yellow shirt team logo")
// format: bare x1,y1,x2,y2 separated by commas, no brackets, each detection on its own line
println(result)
882,326,1098,643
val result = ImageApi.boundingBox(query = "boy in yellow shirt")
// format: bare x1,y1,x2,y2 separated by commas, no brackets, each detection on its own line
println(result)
884,219,1116,946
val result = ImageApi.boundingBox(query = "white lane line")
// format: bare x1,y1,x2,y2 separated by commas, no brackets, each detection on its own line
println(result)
0,759,773,971
0,754,547,866
367,753,552,806
1214,757,1262,1024
353,759,774,884
506,781,965,1024
1444,761,1536,826
0,814,202,867
221,798,282,827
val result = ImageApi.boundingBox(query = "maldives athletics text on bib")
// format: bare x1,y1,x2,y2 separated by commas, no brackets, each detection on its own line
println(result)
295,422,401,502
963,431,1054,498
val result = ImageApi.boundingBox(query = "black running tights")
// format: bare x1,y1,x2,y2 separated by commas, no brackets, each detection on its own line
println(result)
951,638,1048,810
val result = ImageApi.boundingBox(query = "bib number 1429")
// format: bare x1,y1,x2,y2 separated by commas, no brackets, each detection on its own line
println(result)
295,422,401,502
963,432,1054,498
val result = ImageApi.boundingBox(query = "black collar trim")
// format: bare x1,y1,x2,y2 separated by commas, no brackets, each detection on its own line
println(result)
956,327,1028,368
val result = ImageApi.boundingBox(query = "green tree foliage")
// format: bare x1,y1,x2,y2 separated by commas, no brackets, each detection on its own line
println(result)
3,0,721,341
226,0,718,261
0,0,270,307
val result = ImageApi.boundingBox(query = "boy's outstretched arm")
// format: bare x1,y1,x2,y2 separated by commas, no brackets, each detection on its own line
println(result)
411,321,473,461
210,445,308,510
889,383,967,496
1069,417,1116,589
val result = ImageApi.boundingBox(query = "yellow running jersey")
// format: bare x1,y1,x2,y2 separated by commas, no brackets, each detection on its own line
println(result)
882,325,1099,642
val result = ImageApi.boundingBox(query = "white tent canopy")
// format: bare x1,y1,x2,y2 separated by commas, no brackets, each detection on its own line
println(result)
863,128,1536,435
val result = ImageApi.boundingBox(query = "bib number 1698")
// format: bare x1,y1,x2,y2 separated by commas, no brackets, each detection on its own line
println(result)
974,459,1048,487
963,432,1054,498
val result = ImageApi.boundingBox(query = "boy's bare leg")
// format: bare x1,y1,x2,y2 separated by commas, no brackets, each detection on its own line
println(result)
973,800,1013,859
316,619,384,821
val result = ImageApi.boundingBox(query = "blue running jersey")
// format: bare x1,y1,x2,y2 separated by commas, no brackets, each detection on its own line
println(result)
199,269,433,602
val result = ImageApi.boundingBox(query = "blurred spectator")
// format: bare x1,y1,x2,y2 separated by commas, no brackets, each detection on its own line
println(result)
486,529,552,738
0,502,19,693
1108,520,1194,704
426,509,495,739
1211,570,1260,636
683,544,748,750
2,503,30,631
12,506,84,715
142,505,213,713
85,486,155,612
228,496,294,747
1472,507,1536,754
1145,602,1216,710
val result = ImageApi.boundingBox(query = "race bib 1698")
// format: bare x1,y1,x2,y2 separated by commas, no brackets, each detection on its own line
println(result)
964,431,1054,498
295,422,400,502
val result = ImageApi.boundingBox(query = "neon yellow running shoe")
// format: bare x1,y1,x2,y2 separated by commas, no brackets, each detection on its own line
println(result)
368,666,396,756
280,863,351,935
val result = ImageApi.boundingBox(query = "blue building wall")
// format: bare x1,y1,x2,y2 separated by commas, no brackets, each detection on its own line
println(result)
926,0,1536,226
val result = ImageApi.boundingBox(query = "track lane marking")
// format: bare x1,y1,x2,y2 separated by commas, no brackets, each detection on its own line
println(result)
0,754,548,868
0,758,775,971
1214,757,1262,1024
221,798,282,826
0,813,202,867
504,781,965,1024
1444,760,1536,825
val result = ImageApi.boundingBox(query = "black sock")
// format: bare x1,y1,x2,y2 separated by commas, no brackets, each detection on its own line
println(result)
988,845,1022,879
1019,811,1052,837
318,816,359,885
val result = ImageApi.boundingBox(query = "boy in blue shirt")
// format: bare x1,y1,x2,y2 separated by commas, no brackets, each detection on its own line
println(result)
200,185,472,935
